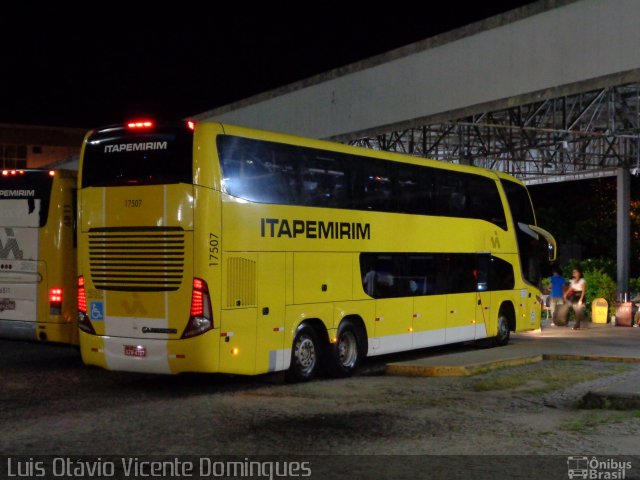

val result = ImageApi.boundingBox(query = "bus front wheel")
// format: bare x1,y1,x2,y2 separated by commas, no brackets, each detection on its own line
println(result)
494,314,511,346
286,324,320,382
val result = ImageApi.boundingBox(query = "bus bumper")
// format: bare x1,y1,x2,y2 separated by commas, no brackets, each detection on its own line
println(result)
79,329,220,374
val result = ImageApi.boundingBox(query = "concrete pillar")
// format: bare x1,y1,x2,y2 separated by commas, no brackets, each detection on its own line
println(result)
617,167,630,297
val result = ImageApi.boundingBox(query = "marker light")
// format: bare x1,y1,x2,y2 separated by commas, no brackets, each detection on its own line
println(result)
2,170,26,176
49,170,55,176
49,288,62,315
187,121,196,131
127,120,154,129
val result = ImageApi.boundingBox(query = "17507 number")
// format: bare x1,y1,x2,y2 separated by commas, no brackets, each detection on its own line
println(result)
209,233,219,266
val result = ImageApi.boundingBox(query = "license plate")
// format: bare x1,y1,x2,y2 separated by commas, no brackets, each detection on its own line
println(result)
0,299,16,312
123,345,147,358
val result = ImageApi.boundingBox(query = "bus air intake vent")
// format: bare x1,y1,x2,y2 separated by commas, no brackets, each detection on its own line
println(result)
226,257,256,308
88,227,185,292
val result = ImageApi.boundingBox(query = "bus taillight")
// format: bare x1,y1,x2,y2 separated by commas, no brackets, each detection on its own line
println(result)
77,276,86,312
49,288,62,315
77,276,95,334
182,278,213,338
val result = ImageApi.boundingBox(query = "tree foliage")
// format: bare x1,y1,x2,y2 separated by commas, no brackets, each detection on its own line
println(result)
530,177,640,277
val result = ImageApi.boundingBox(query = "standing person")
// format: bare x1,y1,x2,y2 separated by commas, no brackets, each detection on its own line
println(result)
565,267,587,330
548,268,566,322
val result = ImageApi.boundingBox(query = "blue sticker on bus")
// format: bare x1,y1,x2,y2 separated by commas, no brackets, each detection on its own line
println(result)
90,301,104,321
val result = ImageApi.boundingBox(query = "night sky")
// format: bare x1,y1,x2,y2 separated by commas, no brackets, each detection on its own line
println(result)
2,2,535,129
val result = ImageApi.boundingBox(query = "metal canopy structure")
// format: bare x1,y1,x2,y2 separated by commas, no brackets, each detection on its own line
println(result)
197,0,639,293
348,79,638,293
349,82,640,185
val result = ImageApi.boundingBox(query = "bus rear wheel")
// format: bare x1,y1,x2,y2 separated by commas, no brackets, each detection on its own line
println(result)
325,320,362,377
286,324,320,382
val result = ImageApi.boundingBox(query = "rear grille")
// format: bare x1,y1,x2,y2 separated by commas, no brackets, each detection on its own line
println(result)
88,227,185,292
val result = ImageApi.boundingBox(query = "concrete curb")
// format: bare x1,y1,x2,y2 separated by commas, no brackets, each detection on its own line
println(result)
578,391,640,410
542,354,640,364
385,355,544,377
385,354,640,377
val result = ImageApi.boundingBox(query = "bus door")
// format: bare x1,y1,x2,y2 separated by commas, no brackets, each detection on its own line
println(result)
373,298,412,355
412,296,446,349
363,254,412,354
445,255,478,343
219,253,258,375
517,287,539,331
256,252,286,373
475,254,492,339
408,254,445,349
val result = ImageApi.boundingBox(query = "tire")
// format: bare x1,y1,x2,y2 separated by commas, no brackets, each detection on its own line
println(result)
286,324,321,382
494,314,511,347
325,320,362,377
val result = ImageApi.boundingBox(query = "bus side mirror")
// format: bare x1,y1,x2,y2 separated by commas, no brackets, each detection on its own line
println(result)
528,225,557,262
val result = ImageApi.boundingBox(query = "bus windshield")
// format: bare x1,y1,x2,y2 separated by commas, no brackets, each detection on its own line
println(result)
82,125,193,187
501,178,544,286
0,170,53,227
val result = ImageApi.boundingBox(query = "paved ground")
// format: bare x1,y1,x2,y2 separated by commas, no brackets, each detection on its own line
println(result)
388,321,640,393
387,320,640,411
1,320,640,480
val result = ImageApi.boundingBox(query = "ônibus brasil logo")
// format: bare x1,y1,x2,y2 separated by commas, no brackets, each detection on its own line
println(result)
567,456,632,479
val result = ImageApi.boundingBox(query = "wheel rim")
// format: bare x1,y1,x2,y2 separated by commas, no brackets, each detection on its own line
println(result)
337,330,358,368
498,317,509,340
293,333,317,375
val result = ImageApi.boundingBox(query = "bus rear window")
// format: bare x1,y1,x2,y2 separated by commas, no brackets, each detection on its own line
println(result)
82,125,193,187
0,170,53,227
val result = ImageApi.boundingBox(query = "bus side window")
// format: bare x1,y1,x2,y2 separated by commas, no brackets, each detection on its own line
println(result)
299,154,347,208
437,171,466,217
467,176,507,230
396,165,423,215
446,254,477,294
362,162,393,212
489,256,515,291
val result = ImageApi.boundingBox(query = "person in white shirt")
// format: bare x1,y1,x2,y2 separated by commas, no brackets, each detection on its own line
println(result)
564,267,586,329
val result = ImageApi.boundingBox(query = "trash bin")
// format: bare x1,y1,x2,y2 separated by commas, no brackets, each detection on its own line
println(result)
615,302,633,327
592,298,609,324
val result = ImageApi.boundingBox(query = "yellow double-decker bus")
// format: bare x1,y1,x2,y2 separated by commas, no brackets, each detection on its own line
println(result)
0,169,78,344
77,121,555,380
